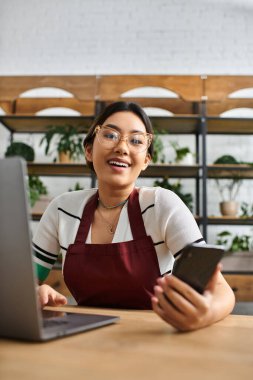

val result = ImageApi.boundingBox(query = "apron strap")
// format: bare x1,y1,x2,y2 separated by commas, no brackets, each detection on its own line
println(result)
74,191,98,244
128,188,147,240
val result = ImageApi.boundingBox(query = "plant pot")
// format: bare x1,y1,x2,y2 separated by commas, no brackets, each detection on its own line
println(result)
58,151,72,163
176,153,195,165
219,201,239,217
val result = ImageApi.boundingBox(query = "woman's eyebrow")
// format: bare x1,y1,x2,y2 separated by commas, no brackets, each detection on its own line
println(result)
105,123,145,134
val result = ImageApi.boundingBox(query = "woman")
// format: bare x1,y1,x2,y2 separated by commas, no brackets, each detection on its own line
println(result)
34,101,235,331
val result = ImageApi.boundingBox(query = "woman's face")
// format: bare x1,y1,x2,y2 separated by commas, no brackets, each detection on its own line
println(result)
85,111,151,190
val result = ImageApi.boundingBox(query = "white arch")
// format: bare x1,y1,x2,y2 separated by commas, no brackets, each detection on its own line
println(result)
0,107,6,115
121,86,179,98
220,108,253,118
228,88,253,98
143,107,174,116
20,87,74,98
35,107,81,116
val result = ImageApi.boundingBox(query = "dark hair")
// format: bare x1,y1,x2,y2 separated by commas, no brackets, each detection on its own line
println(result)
83,101,154,171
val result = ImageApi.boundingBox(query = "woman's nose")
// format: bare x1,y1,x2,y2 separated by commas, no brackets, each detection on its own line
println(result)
114,137,129,154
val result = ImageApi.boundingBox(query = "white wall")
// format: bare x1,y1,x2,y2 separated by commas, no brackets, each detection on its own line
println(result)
1,0,253,75
1,0,253,243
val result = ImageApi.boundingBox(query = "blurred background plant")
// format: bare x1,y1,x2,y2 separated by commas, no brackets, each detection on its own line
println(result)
40,124,83,162
29,175,48,207
152,129,165,164
68,182,84,192
216,230,253,252
5,141,35,162
240,202,253,218
153,177,193,211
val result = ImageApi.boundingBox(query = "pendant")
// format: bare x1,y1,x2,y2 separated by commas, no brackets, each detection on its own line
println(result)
107,225,114,234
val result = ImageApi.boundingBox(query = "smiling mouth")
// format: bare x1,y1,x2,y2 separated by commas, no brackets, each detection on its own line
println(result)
108,160,130,168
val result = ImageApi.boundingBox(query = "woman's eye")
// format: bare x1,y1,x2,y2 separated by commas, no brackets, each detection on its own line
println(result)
130,136,144,145
104,131,118,140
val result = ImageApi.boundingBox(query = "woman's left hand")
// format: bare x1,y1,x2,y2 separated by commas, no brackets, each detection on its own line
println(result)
151,265,221,332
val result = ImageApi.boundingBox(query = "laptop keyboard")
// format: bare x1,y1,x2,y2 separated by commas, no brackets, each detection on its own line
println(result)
42,311,69,328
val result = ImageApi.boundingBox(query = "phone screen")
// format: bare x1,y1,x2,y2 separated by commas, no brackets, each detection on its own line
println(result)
172,243,224,293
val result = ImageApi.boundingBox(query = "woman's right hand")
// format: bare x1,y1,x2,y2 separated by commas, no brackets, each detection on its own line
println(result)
38,284,68,307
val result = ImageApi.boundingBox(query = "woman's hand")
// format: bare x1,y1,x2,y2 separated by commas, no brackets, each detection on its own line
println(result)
152,264,229,332
38,284,68,308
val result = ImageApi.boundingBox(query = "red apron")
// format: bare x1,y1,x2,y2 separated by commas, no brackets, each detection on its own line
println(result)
63,188,161,309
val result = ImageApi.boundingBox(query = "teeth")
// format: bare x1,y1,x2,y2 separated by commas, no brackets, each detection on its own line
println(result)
109,160,129,168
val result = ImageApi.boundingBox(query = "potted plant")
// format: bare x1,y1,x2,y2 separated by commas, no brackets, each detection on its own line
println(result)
216,229,253,273
213,155,242,217
216,230,253,253
29,175,50,214
68,182,84,192
40,125,84,163
154,177,193,211
152,130,165,164
240,202,253,218
5,141,35,162
170,141,195,165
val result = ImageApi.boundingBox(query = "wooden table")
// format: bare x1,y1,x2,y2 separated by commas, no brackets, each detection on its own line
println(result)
0,306,253,380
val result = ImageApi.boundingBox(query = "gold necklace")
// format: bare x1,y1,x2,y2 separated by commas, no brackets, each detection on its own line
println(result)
98,197,128,209
97,207,119,235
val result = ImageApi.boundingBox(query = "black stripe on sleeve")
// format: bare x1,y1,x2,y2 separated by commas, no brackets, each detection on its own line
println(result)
141,204,155,215
154,241,164,246
60,245,68,251
32,242,58,259
34,251,56,265
173,238,205,259
174,249,184,259
193,238,205,244
58,207,81,220
162,270,172,276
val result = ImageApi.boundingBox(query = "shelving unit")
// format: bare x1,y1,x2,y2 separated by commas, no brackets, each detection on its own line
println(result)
0,115,94,134
1,74,253,300
0,75,204,226
202,76,253,300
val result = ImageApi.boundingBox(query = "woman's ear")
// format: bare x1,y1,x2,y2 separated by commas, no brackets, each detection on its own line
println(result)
85,144,93,163
142,153,151,171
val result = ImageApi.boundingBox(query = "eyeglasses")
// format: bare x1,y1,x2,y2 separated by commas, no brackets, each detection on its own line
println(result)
94,125,152,153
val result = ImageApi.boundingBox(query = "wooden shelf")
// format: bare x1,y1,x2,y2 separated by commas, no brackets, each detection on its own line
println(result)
0,115,201,134
27,162,92,176
208,216,253,225
27,162,200,178
222,251,253,274
207,117,253,134
223,274,253,301
0,115,94,133
208,164,253,179
150,115,201,133
31,213,44,221
139,164,200,178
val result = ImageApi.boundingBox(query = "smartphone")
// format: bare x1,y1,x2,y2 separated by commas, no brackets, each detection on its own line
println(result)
172,243,224,294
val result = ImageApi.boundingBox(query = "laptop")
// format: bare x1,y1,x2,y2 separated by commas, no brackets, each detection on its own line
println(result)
0,157,119,341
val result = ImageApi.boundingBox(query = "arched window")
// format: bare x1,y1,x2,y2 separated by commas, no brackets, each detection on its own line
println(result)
143,107,174,116
220,108,253,118
121,86,179,98
19,87,74,98
228,88,253,99
35,107,81,116
0,107,6,115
